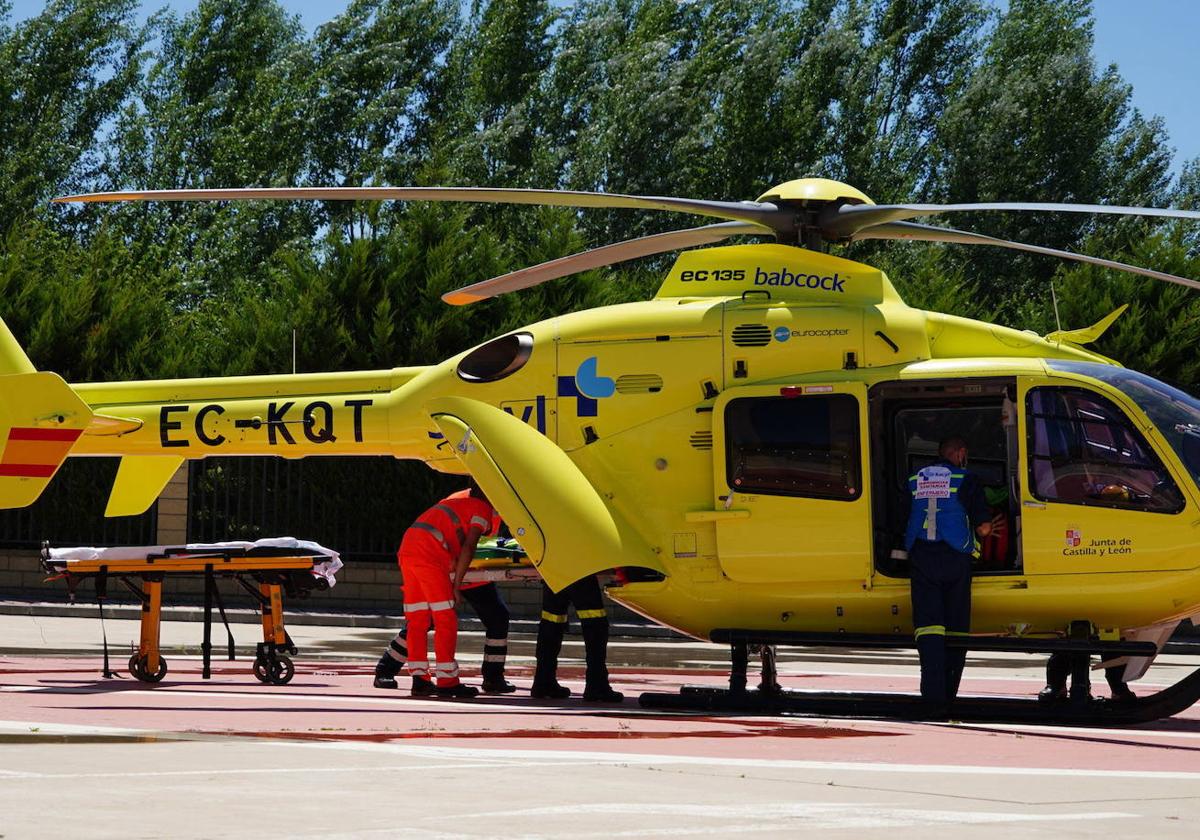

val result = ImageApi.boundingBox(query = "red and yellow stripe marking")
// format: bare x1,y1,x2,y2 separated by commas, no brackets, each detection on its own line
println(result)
0,427,82,478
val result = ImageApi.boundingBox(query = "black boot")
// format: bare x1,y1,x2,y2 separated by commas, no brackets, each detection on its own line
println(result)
583,685,624,703
581,614,620,702
1106,664,1136,704
532,612,568,698
481,678,518,695
411,676,437,696
1039,651,1070,703
374,631,407,689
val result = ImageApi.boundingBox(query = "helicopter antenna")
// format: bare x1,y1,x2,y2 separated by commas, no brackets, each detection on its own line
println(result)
292,329,297,374
1050,281,1063,335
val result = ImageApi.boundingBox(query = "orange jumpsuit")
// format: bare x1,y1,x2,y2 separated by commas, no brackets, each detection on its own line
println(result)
399,491,497,688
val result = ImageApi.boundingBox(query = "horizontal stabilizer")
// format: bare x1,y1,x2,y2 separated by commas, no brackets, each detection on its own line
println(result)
426,396,665,592
85,413,145,437
106,456,185,517
0,373,93,509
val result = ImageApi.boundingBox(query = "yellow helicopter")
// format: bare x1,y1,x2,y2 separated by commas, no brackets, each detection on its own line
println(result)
6,176,1200,723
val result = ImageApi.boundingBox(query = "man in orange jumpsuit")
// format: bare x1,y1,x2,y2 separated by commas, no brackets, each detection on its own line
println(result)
400,484,498,698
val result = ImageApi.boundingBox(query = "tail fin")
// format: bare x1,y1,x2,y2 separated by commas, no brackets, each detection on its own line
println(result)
0,372,93,509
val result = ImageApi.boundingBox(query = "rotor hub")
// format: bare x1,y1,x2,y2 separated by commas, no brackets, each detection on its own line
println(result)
756,178,874,207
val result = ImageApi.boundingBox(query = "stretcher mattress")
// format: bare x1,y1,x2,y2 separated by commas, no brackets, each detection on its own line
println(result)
45,537,344,587
462,537,537,583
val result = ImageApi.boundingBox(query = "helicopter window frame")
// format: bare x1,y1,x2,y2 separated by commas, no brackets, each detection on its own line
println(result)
724,394,862,502
1026,386,1185,514
456,332,534,384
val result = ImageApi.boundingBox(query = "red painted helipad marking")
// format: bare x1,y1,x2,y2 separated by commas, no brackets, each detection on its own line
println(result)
3,656,1200,775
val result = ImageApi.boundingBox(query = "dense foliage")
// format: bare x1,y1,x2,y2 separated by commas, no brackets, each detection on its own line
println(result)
1,0,1197,552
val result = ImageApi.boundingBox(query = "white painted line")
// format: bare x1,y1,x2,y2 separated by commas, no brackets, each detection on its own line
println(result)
268,741,1200,781
0,762,597,781
4,718,1199,783
451,802,1136,833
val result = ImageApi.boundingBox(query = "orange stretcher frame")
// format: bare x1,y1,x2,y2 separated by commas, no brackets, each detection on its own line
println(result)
42,545,333,685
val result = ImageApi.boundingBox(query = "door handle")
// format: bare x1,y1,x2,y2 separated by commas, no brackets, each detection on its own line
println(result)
1022,500,1046,510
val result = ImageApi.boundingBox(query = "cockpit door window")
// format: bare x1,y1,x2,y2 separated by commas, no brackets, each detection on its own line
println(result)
1027,386,1184,513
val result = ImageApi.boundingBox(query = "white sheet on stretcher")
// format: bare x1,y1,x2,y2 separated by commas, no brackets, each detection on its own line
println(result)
47,537,344,587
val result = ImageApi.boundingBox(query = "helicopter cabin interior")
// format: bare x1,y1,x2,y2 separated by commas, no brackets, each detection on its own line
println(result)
868,378,1021,578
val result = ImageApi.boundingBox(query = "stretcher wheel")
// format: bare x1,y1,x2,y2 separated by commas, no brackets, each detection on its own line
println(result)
129,653,167,683
268,655,295,685
252,658,271,683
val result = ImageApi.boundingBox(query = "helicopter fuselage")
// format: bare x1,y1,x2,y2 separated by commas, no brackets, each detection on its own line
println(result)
21,243,1200,650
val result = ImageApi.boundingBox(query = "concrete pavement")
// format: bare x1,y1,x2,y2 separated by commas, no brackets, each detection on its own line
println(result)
1,609,1199,838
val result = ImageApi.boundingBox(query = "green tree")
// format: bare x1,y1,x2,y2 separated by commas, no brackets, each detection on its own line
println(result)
930,0,1173,314
107,0,314,301
305,0,458,239
0,0,144,231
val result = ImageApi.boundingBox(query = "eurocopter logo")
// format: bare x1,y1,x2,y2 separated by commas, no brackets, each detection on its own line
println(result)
773,327,851,343
557,356,615,417
754,267,846,292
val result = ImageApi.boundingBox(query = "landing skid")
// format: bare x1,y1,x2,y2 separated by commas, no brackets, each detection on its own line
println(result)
639,632,1200,726
640,671,1200,725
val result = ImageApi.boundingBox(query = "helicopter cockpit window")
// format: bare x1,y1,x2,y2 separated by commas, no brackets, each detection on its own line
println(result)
725,395,861,501
1027,386,1184,513
1046,360,1200,490
456,332,534,383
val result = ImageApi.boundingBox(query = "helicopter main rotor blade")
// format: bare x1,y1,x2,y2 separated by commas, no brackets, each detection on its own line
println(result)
54,186,792,233
855,221,1200,291
825,201,1200,240
443,220,768,305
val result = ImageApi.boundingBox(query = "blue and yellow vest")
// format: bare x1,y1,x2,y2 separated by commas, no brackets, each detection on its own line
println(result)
904,464,974,555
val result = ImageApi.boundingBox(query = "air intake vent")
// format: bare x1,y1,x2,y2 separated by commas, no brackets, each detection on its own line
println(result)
615,374,664,394
731,324,772,347
689,431,713,450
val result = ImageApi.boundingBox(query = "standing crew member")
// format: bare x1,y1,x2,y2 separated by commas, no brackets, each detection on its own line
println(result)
373,580,517,694
902,437,993,709
398,484,497,698
531,574,623,703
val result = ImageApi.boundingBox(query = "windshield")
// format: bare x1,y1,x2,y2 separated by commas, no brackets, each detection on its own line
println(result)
1047,360,1200,489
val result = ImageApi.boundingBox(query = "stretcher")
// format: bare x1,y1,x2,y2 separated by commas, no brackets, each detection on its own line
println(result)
41,538,343,685
460,537,539,584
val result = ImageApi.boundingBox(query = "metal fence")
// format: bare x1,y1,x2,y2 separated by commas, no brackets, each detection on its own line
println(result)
0,458,158,548
187,456,463,563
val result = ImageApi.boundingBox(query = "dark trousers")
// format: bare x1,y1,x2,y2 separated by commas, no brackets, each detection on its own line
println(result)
533,576,610,691
909,540,973,702
376,582,510,682
1045,651,1127,694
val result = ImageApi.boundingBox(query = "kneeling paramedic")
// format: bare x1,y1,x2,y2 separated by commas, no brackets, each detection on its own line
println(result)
374,579,516,695
902,437,992,707
396,485,498,698
532,574,623,703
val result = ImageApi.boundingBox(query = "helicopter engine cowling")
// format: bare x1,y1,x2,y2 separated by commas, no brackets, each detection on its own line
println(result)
426,395,665,593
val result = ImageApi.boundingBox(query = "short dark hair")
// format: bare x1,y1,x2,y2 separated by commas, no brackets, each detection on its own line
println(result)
938,436,968,459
